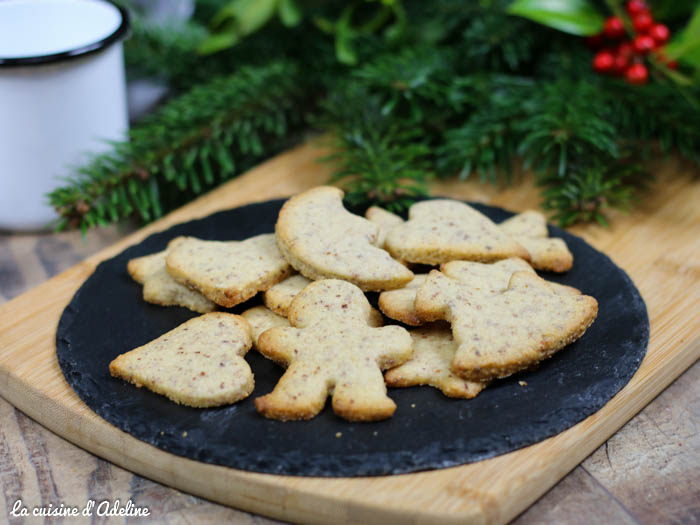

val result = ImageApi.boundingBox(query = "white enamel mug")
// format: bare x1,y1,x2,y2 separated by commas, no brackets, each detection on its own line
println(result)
0,0,129,230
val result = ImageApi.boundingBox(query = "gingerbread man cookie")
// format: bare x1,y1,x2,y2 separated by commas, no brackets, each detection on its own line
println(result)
255,279,412,421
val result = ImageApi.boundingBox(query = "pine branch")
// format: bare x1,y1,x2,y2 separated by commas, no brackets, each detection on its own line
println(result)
49,61,309,233
540,158,652,226
316,87,431,213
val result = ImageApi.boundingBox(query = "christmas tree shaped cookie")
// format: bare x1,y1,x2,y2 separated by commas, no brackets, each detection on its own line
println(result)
255,279,412,421
385,325,487,398
415,270,598,381
365,205,405,248
499,210,573,272
166,233,292,308
242,305,291,347
385,199,530,265
275,186,413,291
262,274,313,316
127,237,216,314
109,313,254,407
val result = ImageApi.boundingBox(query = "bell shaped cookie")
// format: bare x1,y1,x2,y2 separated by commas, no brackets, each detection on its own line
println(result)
275,186,413,291
109,313,254,407
385,199,530,265
255,279,412,421
415,270,597,381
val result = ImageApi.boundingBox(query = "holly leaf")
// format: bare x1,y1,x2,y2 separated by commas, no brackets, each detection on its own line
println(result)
665,4,700,68
278,0,302,27
198,32,239,55
506,0,604,36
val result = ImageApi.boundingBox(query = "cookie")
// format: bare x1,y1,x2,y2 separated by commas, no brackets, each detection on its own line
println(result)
109,313,254,407
385,199,530,265
127,237,216,314
166,233,292,308
499,210,573,272
377,274,429,326
263,273,384,326
262,274,312,316
254,279,413,421
242,306,291,346
275,186,413,291
378,258,534,326
385,324,487,398
415,270,598,381
365,206,404,248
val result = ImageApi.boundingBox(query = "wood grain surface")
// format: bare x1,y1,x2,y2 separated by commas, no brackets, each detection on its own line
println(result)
0,142,698,524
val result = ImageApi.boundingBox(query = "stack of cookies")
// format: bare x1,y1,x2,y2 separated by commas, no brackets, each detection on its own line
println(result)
110,186,598,422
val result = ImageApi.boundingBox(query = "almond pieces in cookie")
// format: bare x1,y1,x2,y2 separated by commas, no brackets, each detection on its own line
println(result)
255,279,412,421
385,199,530,265
415,270,598,381
127,237,216,314
275,186,413,291
166,233,292,308
109,313,254,407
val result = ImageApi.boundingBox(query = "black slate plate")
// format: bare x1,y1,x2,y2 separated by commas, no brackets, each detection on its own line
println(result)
56,198,649,477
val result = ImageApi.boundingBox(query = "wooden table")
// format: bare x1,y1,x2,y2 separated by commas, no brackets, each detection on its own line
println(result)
0,143,698,524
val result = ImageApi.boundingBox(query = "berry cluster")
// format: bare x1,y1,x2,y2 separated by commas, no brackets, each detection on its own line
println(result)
587,0,674,85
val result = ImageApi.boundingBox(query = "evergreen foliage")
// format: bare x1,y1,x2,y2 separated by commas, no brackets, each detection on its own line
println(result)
49,0,700,231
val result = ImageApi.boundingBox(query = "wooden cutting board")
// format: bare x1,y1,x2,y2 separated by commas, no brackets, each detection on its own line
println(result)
0,141,698,525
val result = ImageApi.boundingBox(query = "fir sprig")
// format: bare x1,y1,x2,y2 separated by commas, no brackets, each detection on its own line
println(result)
49,61,308,232
540,159,652,226
49,0,700,231
317,88,431,212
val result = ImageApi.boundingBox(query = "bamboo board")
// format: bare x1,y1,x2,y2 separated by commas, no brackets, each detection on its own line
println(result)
0,142,698,525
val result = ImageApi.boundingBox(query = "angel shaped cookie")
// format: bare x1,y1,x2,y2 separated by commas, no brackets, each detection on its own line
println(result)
385,199,530,265
255,279,412,421
378,258,534,326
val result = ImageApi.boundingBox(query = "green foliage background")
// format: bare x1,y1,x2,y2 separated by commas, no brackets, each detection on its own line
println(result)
49,0,700,232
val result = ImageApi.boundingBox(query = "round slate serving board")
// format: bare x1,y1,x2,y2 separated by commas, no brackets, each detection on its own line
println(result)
56,199,648,477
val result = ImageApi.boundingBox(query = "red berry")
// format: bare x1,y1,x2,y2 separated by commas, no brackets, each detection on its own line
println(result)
633,12,654,33
604,17,626,39
593,50,615,73
617,41,635,58
633,34,656,54
625,63,649,84
585,34,604,49
649,23,670,43
614,53,630,74
626,0,648,16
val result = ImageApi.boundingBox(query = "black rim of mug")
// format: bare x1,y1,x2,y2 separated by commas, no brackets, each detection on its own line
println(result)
0,0,130,68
